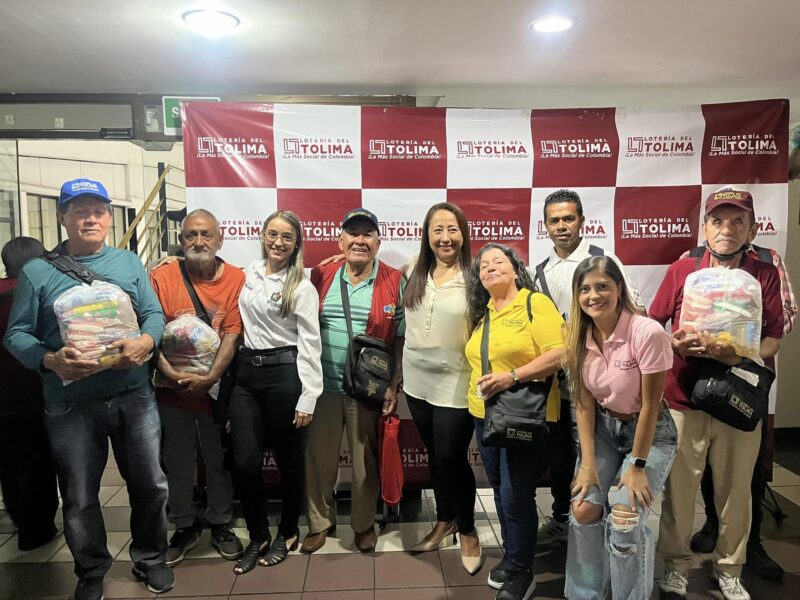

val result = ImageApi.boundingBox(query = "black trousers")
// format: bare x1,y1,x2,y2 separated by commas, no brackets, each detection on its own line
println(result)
699,414,769,543
0,413,59,550
229,353,305,541
406,394,476,534
547,391,578,522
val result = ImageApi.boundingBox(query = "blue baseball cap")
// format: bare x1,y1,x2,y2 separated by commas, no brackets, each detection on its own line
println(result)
58,178,112,207
342,207,379,232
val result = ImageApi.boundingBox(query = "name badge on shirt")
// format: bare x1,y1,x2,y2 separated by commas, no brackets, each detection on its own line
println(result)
614,358,638,371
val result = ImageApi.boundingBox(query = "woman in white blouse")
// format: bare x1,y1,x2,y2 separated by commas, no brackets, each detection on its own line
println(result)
404,203,482,574
230,210,322,574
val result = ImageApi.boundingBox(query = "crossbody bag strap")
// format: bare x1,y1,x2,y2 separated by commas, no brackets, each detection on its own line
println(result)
534,260,552,300
480,313,491,377
41,246,105,285
178,261,213,327
338,266,354,342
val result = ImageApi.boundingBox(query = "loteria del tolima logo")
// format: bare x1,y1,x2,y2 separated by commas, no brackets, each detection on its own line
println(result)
282,137,355,159
368,139,441,160
539,138,612,158
709,134,779,156
456,140,529,158
625,135,694,157
621,217,692,239
196,137,270,159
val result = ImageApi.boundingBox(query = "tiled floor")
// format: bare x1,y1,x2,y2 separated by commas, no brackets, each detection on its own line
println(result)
2,452,800,599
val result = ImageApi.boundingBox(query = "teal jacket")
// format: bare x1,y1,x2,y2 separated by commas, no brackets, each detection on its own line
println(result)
3,244,165,406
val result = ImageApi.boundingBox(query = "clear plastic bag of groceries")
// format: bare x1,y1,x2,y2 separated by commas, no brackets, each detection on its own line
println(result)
678,267,763,359
54,280,142,371
156,314,220,382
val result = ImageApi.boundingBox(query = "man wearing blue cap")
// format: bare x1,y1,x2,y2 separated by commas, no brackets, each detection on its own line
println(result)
302,207,405,554
3,179,172,600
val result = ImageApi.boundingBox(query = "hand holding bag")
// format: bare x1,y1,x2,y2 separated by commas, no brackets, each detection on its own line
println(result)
481,292,553,448
339,268,394,408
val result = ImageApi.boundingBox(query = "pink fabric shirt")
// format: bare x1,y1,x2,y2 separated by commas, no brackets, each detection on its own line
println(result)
582,310,673,414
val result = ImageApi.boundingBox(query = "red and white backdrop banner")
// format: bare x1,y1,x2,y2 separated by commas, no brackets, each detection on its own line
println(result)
183,99,789,485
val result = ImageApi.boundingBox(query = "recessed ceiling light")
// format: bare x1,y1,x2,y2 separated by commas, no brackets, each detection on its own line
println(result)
182,9,241,38
529,16,576,33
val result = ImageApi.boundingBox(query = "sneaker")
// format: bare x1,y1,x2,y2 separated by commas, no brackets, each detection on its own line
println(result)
495,569,535,600
132,563,175,594
487,557,508,590
746,541,784,582
165,526,200,566
689,521,718,554
536,516,568,545
211,524,244,560
659,570,688,599
74,577,104,600
712,571,751,600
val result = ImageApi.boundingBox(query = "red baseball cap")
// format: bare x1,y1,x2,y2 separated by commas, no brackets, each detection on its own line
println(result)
704,188,754,215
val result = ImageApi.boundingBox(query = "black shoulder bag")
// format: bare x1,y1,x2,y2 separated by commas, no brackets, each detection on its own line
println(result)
481,291,554,448
177,261,235,424
339,267,394,408
690,358,774,431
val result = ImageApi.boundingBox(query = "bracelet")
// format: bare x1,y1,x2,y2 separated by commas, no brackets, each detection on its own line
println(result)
579,465,597,472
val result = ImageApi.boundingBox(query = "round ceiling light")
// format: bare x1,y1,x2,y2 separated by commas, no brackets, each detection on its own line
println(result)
182,9,241,38
529,16,577,33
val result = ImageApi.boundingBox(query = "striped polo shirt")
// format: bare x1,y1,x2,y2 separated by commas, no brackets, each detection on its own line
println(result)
320,260,406,393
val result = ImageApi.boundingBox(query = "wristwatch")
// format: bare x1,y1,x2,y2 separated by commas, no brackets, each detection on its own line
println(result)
510,369,520,383
628,456,647,469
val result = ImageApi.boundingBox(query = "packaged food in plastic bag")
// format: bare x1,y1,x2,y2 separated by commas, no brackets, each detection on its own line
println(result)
54,280,142,371
679,267,762,359
156,314,220,379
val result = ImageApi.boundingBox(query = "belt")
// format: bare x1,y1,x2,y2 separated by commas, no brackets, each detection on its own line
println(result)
599,406,635,422
238,346,297,367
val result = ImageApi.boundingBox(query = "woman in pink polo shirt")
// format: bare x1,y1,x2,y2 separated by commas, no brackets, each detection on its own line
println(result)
562,256,676,600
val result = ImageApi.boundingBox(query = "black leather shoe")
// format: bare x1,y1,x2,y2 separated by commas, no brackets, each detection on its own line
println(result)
689,522,718,554
747,541,784,582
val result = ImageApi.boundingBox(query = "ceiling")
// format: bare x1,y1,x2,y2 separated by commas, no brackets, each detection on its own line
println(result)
1,0,799,118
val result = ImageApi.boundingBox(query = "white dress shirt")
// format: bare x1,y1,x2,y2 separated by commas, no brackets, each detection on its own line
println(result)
238,260,323,414
402,259,471,409
533,238,641,320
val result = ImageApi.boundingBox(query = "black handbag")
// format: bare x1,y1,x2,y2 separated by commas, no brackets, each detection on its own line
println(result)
339,268,394,408
690,357,774,432
481,292,553,448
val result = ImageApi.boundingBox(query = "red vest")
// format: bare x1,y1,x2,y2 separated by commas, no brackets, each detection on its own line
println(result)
312,261,403,344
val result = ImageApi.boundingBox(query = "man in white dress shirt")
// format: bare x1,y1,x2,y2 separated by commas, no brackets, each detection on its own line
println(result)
531,189,639,545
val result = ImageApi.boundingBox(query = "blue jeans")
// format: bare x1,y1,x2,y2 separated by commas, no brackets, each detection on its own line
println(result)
474,417,550,573
565,405,677,600
44,384,168,580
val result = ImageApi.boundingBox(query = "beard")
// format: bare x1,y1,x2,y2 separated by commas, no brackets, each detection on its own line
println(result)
185,247,216,269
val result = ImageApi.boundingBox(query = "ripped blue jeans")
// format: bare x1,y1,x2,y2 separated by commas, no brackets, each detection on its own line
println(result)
564,405,677,600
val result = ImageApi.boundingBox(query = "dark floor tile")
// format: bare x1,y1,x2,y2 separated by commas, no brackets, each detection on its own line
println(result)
374,551,444,588
103,506,133,532
304,553,374,591
742,568,800,597
0,563,45,600
444,586,496,600
758,537,800,574
230,595,301,600
761,494,800,539
105,561,155,598
439,548,502,587
15,562,80,600
774,451,800,475
376,588,447,600
158,559,236,597
302,591,373,600
230,554,308,595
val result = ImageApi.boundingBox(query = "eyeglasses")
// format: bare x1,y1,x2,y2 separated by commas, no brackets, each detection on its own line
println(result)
264,230,297,244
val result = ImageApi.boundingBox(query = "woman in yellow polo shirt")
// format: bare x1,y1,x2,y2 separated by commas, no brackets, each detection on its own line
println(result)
465,243,564,600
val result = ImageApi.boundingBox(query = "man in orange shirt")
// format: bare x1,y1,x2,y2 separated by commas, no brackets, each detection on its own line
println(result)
149,209,245,566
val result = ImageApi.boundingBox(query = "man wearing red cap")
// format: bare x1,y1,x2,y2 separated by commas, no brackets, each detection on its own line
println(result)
650,189,784,600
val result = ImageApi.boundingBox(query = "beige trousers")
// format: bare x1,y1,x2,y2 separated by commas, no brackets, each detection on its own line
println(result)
657,409,761,577
305,391,380,534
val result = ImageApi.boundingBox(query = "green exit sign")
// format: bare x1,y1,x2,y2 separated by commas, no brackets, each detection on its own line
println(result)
162,96,220,136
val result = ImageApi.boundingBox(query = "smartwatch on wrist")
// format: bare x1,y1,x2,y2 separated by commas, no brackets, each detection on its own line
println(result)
628,456,647,469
